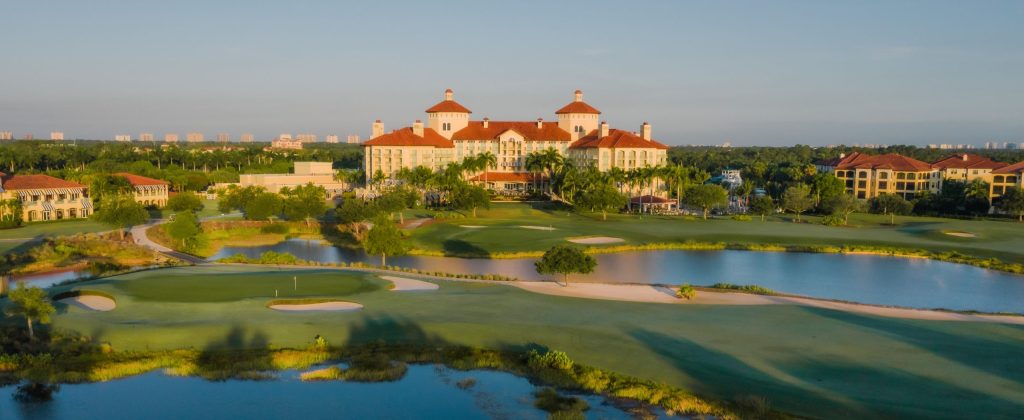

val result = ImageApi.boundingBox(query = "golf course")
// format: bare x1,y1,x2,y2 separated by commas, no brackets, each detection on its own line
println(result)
21,264,1024,419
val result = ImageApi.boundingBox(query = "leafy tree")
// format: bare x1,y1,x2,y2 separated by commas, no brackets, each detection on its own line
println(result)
282,183,328,227
93,195,149,239
869,193,913,225
965,178,991,216
166,192,205,213
748,195,775,222
575,184,628,220
996,188,1024,222
0,198,23,228
781,185,814,222
218,185,265,214
166,210,202,251
243,192,283,222
811,173,846,207
451,184,491,217
534,245,597,286
682,184,728,220
822,193,863,225
4,282,55,340
90,174,134,210
374,189,414,223
363,215,407,265
336,197,378,238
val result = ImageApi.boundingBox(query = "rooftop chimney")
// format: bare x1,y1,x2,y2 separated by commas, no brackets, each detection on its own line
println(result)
536,118,543,128
371,120,384,139
640,122,651,140
574,89,583,102
599,121,609,137
413,120,424,137
482,117,489,128
839,153,846,159
962,154,969,161
444,88,453,101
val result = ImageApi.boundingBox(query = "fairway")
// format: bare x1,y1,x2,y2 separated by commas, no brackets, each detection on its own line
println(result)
409,203,1024,263
22,265,1024,419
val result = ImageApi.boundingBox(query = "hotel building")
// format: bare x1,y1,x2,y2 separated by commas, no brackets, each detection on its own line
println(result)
930,154,1006,182
362,89,668,192
826,152,941,200
0,173,92,222
114,173,170,207
988,162,1024,201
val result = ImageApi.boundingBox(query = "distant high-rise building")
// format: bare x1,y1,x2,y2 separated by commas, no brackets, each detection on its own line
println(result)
278,133,292,141
115,134,132,142
0,131,12,140
164,133,179,143
271,138,304,150
296,134,317,142
346,135,360,144
23,134,34,140
325,135,339,143
240,133,254,143
217,133,230,143
140,133,155,142
186,132,204,143
50,132,64,141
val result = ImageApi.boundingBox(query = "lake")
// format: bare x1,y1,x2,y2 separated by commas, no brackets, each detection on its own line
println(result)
211,239,1024,313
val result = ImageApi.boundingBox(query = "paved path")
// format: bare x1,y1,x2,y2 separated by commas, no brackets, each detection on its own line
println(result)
130,212,239,265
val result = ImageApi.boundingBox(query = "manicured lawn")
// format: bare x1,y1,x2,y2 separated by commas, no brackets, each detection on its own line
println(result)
409,203,1024,262
0,219,110,254
148,198,223,220
17,265,1024,419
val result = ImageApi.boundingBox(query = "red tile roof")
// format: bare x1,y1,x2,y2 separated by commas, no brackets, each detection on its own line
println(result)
555,101,601,115
468,172,548,182
833,152,933,172
930,154,1007,170
114,172,169,186
452,121,571,142
993,161,1024,174
362,127,454,148
569,129,668,150
425,100,472,113
1,174,85,190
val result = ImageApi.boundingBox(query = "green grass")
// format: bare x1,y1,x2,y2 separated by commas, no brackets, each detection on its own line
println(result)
148,199,223,220
408,203,1024,263
10,265,1024,419
0,219,109,254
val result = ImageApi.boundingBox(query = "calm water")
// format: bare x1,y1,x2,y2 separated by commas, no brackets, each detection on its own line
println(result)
212,239,1024,313
0,365,656,420
9,270,89,289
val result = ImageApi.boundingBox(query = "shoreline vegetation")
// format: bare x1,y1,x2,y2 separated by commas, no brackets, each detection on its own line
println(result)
0,336,774,419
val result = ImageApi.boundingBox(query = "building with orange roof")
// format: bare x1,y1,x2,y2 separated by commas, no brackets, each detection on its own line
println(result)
827,152,941,199
113,172,170,207
931,153,1007,182
987,161,1024,201
0,173,92,222
363,89,668,195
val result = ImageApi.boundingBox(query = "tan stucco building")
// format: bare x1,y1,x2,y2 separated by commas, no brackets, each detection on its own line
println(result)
0,173,92,222
987,162,1024,201
114,173,170,207
237,161,347,198
930,154,1006,182
828,152,941,200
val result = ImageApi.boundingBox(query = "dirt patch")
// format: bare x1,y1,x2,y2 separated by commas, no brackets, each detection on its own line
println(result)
567,236,625,244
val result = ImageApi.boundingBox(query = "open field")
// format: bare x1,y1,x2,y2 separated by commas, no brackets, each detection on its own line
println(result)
0,219,109,254
10,265,1024,419
407,203,1024,263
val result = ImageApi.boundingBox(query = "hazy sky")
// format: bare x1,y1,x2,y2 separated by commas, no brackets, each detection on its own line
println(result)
1,0,1022,146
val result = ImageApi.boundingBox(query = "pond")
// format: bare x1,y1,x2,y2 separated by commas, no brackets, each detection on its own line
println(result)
8,269,90,289
0,365,660,420
211,239,1024,313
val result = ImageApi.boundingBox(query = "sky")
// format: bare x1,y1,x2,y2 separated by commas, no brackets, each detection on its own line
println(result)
1,0,1022,146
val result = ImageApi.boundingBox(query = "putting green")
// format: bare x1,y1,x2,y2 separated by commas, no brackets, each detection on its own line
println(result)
15,265,1024,419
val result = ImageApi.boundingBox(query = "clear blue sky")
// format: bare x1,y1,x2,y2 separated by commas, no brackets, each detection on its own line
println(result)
1,0,1021,146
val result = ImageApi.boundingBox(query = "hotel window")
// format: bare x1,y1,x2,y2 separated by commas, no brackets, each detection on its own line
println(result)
879,172,888,180
858,172,867,179
995,175,1005,183
1008,176,1018,183
878,181,888,189
858,180,867,188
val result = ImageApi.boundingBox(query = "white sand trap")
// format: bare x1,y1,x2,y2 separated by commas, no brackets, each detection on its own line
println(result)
269,301,363,312
513,282,681,304
460,225,486,229
568,236,624,244
944,231,976,238
58,295,116,312
381,276,440,291
519,225,556,231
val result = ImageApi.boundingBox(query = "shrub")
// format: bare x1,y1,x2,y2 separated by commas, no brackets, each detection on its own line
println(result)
260,223,290,234
710,283,776,295
820,215,845,226
528,350,574,372
676,284,696,300
730,214,752,221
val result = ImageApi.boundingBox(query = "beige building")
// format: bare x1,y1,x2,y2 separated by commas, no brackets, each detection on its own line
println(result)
50,132,64,141
164,133,179,143
186,132,204,143
271,138,304,149
325,135,339,143
828,152,941,200
931,153,1006,182
237,161,347,198
217,133,230,143
363,89,668,193
0,132,12,141
988,162,1024,201
347,135,360,144
296,134,317,143
140,133,155,142
240,133,254,143
115,134,132,142
0,173,92,222
115,173,170,207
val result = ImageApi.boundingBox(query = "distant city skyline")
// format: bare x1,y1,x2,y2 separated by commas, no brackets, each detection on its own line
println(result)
1,1,1021,146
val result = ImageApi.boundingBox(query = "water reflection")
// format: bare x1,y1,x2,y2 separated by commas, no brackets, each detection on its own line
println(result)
211,238,1024,313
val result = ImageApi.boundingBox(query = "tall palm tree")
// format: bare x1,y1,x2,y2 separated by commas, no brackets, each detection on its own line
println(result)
477,151,497,188
525,151,544,194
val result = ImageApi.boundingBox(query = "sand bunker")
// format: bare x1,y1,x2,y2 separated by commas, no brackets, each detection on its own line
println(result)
519,225,556,231
944,231,976,238
513,282,681,304
58,295,116,312
567,236,624,244
460,225,486,229
269,301,363,312
381,276,440,291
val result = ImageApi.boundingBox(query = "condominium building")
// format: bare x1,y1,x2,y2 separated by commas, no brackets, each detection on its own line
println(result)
828,152,941,200
296,134,317,143
115,134,132,142
50,132,64,141
271,138,304,149
23,134,33,140
164,133,179,143
363,89,668,193
114,173,170,207
217,133,230,143
988,162,1024,201
325,135,339,143
186,132,204,143
930,154,1006,182
346,135,360,144
240,133,254,143
0,132,12,141
140,133,155,142
235,161,346,198
0,173,92,222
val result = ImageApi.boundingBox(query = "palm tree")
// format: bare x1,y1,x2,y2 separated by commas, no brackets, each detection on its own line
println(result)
525,151,545,194
477,151,497,188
